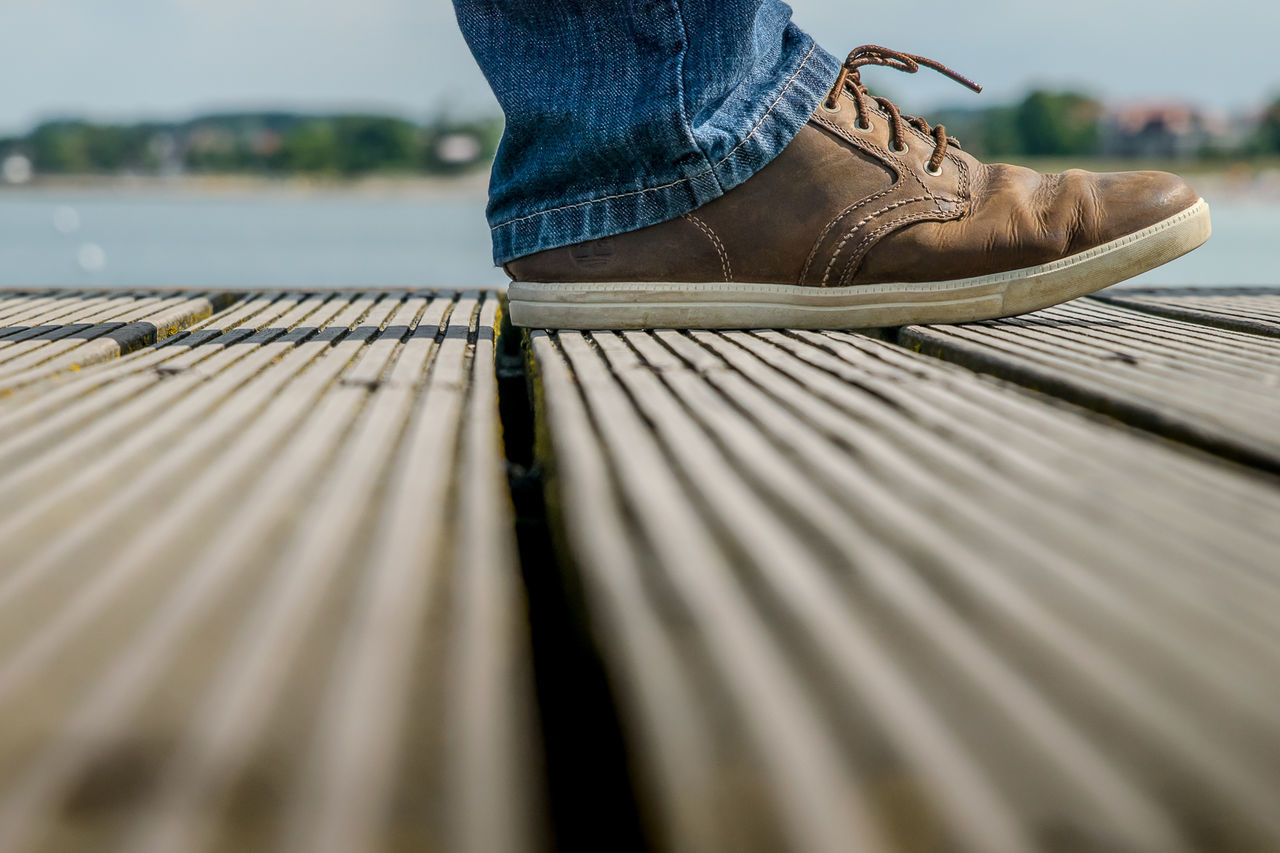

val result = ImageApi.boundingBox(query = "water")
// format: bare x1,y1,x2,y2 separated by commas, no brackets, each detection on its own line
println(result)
0,187,1275,289
1123,200,1280,288
0,187,506,290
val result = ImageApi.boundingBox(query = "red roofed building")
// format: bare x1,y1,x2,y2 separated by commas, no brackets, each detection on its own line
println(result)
1100,104,1222,159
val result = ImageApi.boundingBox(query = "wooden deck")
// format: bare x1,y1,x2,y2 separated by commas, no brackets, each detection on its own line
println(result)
0,290,546,853
528,288,1280,853
2,286,1280,852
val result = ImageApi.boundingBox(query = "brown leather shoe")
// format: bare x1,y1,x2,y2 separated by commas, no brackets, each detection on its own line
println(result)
507,45,1210,330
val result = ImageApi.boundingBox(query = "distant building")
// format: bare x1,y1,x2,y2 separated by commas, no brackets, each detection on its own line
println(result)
434,133,482,166
147,132,185,175
187,126,238,156
250,130,283,157
2,154,33,184
1099,104,1229,159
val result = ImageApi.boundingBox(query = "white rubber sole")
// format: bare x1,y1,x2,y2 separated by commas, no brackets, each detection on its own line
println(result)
508,198,1211,329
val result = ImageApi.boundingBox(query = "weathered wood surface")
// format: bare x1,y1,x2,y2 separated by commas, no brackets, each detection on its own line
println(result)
901,293,1280,472
529,297,1280,853
0,290,546,853
8,286,1280,853
1101,286,1280,338
0,289,238,396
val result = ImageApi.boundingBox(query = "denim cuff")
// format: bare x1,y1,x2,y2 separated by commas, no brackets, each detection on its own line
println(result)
489,36,842,266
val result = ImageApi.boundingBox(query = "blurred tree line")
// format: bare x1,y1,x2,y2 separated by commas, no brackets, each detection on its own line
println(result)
1259,99,1280,154
983,92,1102,156
7,93,1280,176
935,90,1280,159
932,91,1103,157
0,112,503,177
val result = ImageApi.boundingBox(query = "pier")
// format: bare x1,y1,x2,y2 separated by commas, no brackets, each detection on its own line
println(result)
1,286,1278,851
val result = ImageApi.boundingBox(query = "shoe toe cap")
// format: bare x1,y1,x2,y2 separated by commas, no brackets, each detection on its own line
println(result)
1083,169,1200,244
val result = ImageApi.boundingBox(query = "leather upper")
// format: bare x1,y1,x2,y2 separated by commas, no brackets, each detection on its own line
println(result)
506,92,1200,288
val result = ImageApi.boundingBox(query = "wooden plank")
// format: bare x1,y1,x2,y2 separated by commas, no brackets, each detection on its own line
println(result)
1100,286,1280,338
530,332,732,852
900,296,1280,472
534,329,887,853
0,291,166,357
0,291,240,396
529,325,1280,853
0,291,114,335
0,292,95,327
0,292,298,465
0,290,547,853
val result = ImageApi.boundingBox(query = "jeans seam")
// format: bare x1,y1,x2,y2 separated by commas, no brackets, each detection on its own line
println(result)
668,0,721,192
489,41,818,233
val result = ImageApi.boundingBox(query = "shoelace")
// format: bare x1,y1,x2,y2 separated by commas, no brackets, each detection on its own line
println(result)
824,45,983,174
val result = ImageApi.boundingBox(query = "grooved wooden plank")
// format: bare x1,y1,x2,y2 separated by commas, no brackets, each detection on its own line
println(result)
0,290,546,853
900,295,1280,472
530,332,731,853
529,323,1280,853
0,291,241,395
536,329,886,853
442,298,544,853
0,293,311,472
0,291,173,350
0,293,352,555
0,291,113,334
0,292,93,326
1100,286,1280,337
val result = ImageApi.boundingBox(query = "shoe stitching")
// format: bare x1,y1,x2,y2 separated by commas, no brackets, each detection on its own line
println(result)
813,112,934,199
820,109,970,207
804,106,939,283
682,214,732,282
838,207,964,286
490,42,819,232
820,196,931,285
799,182,899,283
830,138,970,286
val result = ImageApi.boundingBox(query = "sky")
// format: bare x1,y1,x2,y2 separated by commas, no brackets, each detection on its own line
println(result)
3,0,1277,134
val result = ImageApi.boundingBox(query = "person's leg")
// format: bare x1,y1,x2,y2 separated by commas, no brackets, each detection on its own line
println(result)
452,0,840,265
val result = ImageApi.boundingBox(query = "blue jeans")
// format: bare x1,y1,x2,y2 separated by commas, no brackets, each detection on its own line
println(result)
452,1,840,264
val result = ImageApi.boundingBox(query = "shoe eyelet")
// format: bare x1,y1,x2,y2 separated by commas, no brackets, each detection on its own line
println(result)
925,163,944,176
821,99,842,114
855,119,874,133
890,142,909,154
